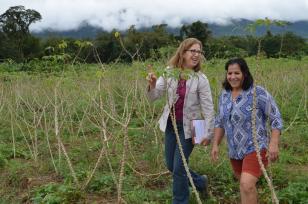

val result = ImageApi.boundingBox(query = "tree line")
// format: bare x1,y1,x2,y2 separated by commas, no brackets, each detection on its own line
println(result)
1,6,308,65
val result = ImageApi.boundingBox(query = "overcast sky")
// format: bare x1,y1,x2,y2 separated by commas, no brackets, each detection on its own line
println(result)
1,0,308,31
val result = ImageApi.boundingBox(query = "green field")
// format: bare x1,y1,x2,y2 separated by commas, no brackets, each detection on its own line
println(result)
0,57,307,203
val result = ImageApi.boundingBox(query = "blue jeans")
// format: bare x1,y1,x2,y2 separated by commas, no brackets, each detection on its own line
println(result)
165,118,206,204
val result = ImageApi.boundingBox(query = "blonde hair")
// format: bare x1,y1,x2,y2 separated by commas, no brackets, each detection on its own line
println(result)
168,38,203,72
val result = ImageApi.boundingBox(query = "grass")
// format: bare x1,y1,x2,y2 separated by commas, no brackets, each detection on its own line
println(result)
0,57,307,203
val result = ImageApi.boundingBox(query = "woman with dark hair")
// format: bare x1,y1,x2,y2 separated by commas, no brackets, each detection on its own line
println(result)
146,38,215,203
222,58,254,91
211,58,283,204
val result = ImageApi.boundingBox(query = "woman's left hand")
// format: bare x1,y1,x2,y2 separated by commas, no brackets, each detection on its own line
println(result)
268,142,279,162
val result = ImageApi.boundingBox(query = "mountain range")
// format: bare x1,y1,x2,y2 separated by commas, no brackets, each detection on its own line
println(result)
32,19,308,39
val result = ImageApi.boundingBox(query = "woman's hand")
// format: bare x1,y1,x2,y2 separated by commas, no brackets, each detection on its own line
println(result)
146,65,157,90
211,144,219,162
268,141,279,162
268,129,280,162
146,72,157,90
201,139,210,146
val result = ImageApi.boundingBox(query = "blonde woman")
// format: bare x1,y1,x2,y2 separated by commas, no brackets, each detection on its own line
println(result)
146,38,215,203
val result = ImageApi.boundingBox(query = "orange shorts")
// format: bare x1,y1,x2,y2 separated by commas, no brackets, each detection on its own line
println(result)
230,149,268,178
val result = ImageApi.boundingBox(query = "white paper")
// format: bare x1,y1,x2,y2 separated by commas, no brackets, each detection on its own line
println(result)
192,120,209,144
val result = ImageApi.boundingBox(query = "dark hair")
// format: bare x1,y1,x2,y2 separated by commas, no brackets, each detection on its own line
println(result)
222,58,254,90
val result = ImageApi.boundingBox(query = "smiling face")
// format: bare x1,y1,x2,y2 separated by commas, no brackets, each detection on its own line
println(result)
182,43,202,69
227,63,244,91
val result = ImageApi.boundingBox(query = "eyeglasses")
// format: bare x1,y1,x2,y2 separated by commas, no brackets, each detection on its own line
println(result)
185,49,204,55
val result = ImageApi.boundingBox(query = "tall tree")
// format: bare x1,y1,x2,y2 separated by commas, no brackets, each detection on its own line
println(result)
246,18,292,58
180,21,211,46
0,5,42,60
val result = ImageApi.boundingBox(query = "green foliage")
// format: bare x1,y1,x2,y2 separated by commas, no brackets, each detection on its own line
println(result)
246,17,290,35
114,24,173,62
94,31,122,63
180,21,211,47
31,183,83,204
41,38,93,64
23,35,42,59
42,54,72,64
245,18,306,59
205,37,249,59
125,187,171,203
0,143,29,160
278,177,308,203
164,67,197,79
0,31,18,60
0,6,41,35
280,32,306,58
260,32,306,58
74,40,93,57
87,175,115,193
156,45,177,61
0,53,307,203
262,34,281,58
0,6,41,61
0,154,7,168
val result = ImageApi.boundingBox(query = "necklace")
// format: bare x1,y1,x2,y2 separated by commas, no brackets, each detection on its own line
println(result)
232,89,242,102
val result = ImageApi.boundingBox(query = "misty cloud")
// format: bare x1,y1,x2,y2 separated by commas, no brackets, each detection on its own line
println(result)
1,0,308,31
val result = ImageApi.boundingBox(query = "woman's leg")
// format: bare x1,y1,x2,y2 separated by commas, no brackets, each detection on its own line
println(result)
230,159,242,180
231,159,258,204
240,172,258,204
165,119,176,172
165,119,190,203
165,119,206,204
237,150,268,204
173,122,207,203
171,123,194,204
188,170,208,191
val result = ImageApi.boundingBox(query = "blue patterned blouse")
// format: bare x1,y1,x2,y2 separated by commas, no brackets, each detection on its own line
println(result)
215,86,283,160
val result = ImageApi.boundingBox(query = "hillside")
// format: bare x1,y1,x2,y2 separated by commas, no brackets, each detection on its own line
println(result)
32,19,308,39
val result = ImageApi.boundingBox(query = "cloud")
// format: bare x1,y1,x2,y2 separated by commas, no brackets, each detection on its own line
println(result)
1,0,308,31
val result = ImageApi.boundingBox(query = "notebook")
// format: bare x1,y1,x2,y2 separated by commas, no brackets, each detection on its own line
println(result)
191,120,210,144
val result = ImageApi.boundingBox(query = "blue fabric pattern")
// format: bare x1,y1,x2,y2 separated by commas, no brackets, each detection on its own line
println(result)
215,86,283,159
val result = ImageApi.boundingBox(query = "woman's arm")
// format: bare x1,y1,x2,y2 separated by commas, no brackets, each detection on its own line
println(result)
259,87,283,162
146,75,166,102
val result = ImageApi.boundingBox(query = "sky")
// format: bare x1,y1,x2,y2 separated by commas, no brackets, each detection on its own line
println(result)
1,0,308,32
